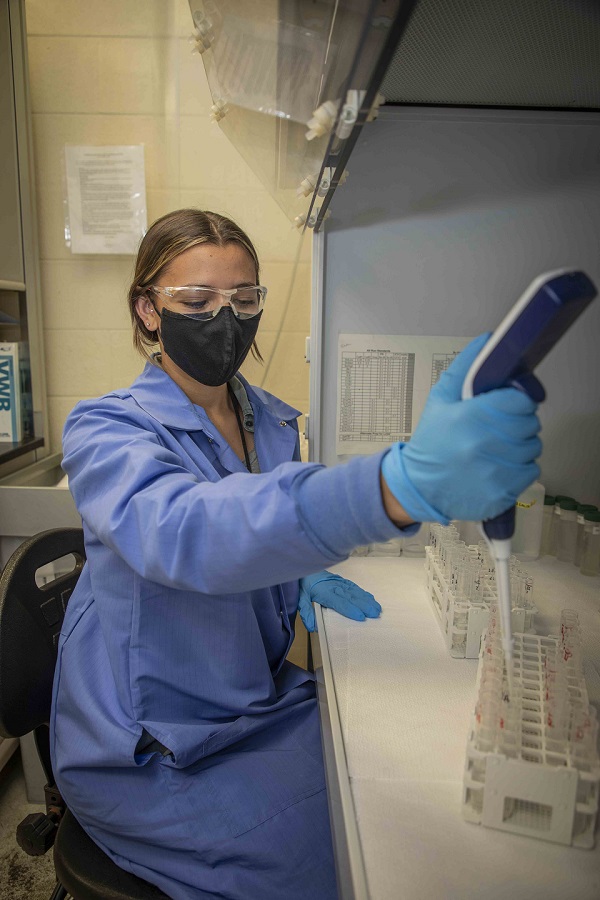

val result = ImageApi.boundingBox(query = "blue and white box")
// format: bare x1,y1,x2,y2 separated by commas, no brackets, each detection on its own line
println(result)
0,342,23,442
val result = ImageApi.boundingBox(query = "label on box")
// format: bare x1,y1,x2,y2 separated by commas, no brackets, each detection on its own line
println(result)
0,342,22,442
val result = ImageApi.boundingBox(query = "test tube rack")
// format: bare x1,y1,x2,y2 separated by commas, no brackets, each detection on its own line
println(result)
424,538,536,658
462,614,600,848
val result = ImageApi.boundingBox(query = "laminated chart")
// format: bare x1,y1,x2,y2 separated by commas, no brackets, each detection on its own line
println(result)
336,334,472,455
431,350,461,387
339,349,415,446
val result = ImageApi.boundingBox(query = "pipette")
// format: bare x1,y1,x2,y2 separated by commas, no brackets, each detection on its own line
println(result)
462,269,597,699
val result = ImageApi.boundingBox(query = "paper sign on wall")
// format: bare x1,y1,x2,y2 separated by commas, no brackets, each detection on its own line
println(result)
64,145,147,254
337,333,473,455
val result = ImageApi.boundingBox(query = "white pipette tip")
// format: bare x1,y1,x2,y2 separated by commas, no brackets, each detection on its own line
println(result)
486,535,515,701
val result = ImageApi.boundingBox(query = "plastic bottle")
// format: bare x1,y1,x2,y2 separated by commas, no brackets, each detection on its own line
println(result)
580,511,600,577
556,499,578,563
540,494,556,556
574,504,598,566
551,496,576,556
512,481,545,560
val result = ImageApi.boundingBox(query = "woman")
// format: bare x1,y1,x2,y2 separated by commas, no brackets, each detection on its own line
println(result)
52,209,541,899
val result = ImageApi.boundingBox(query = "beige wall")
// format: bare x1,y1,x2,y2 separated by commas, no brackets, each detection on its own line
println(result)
25,0,311,455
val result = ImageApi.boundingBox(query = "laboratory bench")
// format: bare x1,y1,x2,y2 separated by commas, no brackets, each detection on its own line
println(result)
310,554,600,900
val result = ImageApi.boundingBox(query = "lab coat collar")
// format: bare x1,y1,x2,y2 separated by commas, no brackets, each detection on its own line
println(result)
128,362,300,431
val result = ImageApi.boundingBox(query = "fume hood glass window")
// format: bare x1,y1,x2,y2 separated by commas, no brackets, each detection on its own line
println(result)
187,0,404,223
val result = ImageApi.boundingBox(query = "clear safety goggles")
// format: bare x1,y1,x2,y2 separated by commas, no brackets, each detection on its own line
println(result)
148,285,267,320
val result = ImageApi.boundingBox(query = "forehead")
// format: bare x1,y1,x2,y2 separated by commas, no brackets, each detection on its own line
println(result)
163,242,256,285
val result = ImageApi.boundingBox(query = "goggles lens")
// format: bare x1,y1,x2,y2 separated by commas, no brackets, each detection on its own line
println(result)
150,286,266,320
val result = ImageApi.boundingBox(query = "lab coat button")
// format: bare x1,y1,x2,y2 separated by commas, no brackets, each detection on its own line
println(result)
279,421,287,427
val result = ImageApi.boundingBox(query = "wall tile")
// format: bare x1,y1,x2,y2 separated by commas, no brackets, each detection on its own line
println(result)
177,37,213,116
40,258,134,330
179,116,263,191
259,332,310,398
175,0,197,38
29,34,174,116
96,39,170,116
239,331,277,388
147,190,185,225
35,186,72,262
260,261,311,333
28,37,102,114
45,330,113,397
108,331,147,389
25,0,172,38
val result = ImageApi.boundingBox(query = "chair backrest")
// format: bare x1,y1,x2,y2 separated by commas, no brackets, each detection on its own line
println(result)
0,528,85,739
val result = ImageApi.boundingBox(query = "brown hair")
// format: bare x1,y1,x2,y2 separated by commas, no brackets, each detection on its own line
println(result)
128,208,263,363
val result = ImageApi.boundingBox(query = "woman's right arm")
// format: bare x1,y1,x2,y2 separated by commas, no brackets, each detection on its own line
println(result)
62,398,405,595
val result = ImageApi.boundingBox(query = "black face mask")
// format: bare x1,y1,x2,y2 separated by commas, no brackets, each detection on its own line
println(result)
160,307,262,387
157,306,262,386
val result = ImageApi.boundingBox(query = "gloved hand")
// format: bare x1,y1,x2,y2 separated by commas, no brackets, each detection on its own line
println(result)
297,571,382,632
381,333,542,524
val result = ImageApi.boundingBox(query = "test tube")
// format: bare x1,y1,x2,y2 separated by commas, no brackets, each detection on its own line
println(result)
555,499,579,563
551,495,576,557
560,609,583,677
579,510,600,577
540,494,556,556
570,707,599,768
574,504,598,566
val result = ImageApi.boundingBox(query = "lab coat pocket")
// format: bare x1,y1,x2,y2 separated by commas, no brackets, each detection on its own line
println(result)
158,698,326,841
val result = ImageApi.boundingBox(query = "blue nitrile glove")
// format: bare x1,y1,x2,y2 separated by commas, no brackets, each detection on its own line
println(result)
298,571,382,632
381,333,542,525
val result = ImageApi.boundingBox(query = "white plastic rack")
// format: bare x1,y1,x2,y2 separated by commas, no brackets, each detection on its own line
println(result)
425,525,536,658
463,610,600,847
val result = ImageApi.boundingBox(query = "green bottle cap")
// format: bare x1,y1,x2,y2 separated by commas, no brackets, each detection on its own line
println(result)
559,499,578,511
544,495,556,505
584,510,600,522
555,495,576,503
577,503,598,513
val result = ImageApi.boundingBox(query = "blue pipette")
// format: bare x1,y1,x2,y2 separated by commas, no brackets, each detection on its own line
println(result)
462,269,597,697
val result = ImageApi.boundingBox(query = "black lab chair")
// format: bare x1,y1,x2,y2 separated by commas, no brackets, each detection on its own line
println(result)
0,528,168,900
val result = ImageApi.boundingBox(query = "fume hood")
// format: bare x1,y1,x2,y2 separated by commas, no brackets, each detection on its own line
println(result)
188,0,600,230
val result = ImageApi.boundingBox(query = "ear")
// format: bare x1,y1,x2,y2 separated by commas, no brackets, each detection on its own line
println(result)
135,294,158,332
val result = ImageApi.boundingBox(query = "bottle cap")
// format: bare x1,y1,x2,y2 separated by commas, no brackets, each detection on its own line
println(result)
584,510,600,522
559,499,577,511
577,503,598,513
544,495,556,505
555,495,576,503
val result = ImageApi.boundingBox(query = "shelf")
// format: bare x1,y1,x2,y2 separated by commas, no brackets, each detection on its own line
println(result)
0,435,44,465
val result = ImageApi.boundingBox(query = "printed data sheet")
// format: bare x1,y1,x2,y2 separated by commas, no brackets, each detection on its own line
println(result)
337,334,473,455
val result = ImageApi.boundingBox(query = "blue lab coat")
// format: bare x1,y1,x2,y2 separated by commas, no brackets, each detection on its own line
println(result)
51,362,340,900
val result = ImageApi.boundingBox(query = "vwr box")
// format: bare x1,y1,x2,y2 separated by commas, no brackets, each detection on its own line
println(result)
0,342,31,443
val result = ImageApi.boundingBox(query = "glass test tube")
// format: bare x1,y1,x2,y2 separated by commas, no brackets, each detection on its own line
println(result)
580,511,600,577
